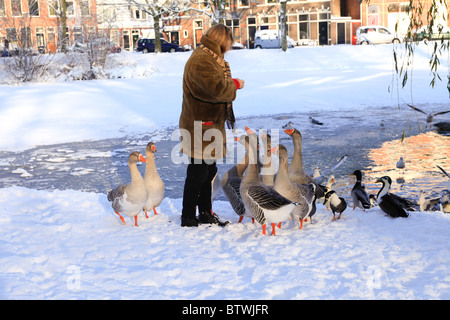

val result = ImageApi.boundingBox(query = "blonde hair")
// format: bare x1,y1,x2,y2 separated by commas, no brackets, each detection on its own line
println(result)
205,24,234,55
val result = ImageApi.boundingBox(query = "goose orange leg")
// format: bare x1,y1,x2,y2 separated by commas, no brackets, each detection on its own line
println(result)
271,223,277,236
262,224,267,235
115,211,126,225
134,216,138,227
153,207,158,215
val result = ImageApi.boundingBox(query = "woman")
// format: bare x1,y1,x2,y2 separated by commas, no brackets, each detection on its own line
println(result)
179,24,245,227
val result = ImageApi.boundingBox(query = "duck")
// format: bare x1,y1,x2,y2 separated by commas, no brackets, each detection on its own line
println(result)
350,170,371,211
417,190,441,212
324,190,347,221
107,151,148,226
283,124,324,198
309,116,324,125
375,176,409,218
434,121,450,133
274,144,316,229
396,157,405,169
143,142,165,218
406,103,450,127
317,175,335,204
221,135,252,223
240,135,299,236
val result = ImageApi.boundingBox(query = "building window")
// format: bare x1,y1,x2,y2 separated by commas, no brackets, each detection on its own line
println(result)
225,18,240,42
28,0,39,16
367,4,379,25
133,7,147,20
80,0,90,16
49,0,74,16
299,14,309,39
238,0,249,7
12,0,22,16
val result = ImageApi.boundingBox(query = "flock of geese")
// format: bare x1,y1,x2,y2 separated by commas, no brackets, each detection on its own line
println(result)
107,124,450,235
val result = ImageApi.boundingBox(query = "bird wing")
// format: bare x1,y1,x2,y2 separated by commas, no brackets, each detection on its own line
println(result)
390,193,417,210
314,155,348,184
406,103,427,115
107,184,127,202
247,185,292,210
432,110,450,116
437,165,450,178
379,194,409,218
352,188,371,209
223,178,246,216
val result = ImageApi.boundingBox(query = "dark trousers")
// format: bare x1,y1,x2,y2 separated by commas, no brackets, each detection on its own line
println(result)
181,158,217,219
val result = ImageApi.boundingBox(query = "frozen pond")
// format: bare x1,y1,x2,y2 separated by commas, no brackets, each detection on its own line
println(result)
0,105,449,205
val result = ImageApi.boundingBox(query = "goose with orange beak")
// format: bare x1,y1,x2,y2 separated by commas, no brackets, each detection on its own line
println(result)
143,142,165,218
107,151,148,226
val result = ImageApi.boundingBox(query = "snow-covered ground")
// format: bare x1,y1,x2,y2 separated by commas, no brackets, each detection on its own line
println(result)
0,43,449,300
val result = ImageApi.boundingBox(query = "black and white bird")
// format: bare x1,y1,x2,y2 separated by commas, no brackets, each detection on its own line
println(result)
406,103,450,127
350,170,371,211
324,190,347,221
375,176,410,218
309,116,324,125
240,135,299,236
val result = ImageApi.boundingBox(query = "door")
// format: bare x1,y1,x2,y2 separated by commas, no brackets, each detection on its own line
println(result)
337,23,345,44
248,26,256,49
319,22,328,45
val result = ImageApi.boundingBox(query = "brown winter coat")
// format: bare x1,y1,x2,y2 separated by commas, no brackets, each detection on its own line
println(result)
179,34,237,160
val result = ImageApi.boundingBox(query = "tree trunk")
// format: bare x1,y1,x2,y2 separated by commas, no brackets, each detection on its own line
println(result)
280,0,287,52
154,15,161,53
61,0,68,53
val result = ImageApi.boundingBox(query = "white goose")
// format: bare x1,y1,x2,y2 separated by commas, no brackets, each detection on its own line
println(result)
143,142,165,218
240,135,298,236
274,144,316,229
221,135,253,223
108,151,148,226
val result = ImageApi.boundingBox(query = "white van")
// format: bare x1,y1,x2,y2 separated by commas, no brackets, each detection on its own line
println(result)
254,30,295,49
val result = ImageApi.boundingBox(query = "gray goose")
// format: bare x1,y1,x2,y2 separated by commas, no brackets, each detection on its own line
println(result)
274,144,316,229
240,134,298,236
283,126,324,199
108,151,148,226
259,131,275,186
221,135,252,223
143,142,165,217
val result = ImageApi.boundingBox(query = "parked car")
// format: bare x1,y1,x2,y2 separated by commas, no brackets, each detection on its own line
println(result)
136,38,185,53
356,26,402,45
412,24,450,42
254,30,295,49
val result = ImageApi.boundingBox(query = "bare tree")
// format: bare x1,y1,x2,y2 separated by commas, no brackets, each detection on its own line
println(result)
127,0,215,52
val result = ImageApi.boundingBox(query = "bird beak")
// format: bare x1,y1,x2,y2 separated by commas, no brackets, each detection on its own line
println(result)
245,126,254,135
139,154,147,163
375,178,382,183
269,146,278,154
234,136,239,141
151,145,156,152
284,129,294,136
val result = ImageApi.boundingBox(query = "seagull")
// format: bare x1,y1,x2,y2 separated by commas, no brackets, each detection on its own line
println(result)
309,116,324,125
406,103,450,127
396,157,405,169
